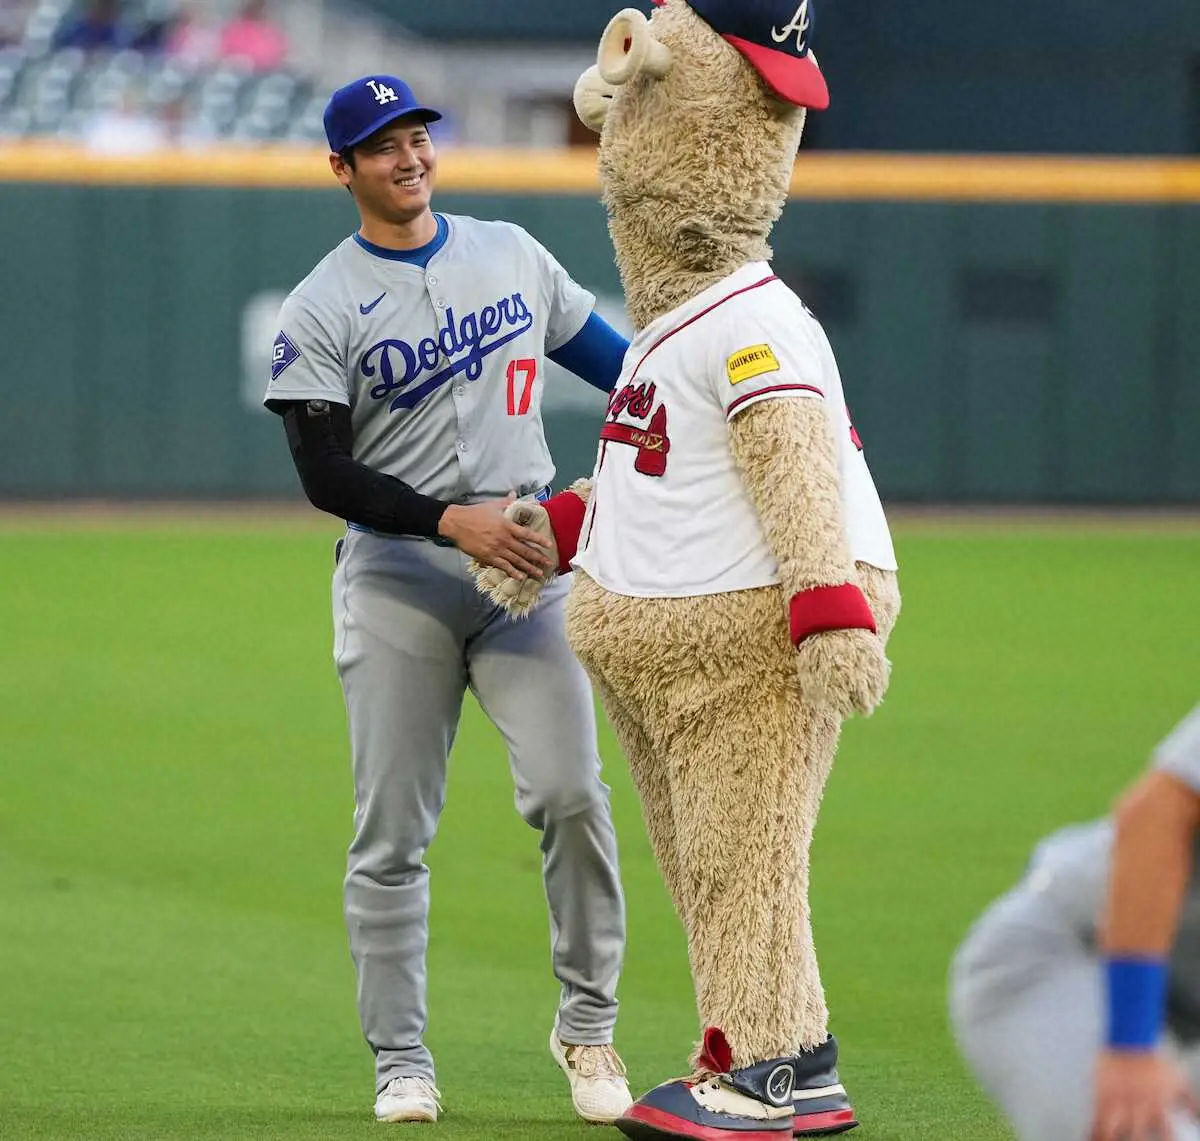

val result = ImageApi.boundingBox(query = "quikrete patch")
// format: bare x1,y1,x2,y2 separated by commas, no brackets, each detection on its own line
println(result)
726,343,781,384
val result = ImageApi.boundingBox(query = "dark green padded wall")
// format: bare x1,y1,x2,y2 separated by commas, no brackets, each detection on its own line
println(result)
1,183,1197,503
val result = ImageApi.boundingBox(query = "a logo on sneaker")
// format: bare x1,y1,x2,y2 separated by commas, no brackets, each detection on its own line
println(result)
766,1063,795,1106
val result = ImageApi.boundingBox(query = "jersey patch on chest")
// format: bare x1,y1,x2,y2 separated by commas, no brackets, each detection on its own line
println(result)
727,343,780,385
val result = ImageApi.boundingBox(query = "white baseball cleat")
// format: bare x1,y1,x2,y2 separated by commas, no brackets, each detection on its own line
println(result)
550,1028,635,1124
374,1075,442,1123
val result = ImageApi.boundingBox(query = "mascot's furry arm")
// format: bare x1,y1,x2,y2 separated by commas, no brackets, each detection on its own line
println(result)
730,398,896,716
470,480,593,615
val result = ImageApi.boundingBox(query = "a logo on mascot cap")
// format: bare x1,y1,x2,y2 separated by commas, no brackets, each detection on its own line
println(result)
652,0,830,110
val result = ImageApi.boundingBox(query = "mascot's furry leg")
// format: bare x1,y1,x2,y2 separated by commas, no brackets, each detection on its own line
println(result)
568,580,860,1138
667,644,840,1061
590,670,689,920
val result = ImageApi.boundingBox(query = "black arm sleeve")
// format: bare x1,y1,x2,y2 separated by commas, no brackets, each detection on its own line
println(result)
276,399,448,538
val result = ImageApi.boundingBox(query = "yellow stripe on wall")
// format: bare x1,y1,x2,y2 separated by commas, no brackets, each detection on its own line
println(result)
791,153,1200,203
3,142,1200,203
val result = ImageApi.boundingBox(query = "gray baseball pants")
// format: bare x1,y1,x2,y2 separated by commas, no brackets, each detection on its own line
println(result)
332,529,626,1091
950,883,1200,1141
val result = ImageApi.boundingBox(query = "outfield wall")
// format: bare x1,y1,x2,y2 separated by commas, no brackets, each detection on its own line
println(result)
2,146,1199,503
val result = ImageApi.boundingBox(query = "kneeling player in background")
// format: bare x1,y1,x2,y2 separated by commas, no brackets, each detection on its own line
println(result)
951,705,1200,1141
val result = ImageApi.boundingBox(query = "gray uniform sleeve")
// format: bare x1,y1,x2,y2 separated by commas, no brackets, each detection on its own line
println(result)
520,229,595,353
263,293,351,409
1024,818,1115,941
1155,705,1200,1043
1154,705,1200,793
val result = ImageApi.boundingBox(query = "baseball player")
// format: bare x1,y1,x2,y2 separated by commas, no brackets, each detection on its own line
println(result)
950,704,1200,1141
262,75,635,1126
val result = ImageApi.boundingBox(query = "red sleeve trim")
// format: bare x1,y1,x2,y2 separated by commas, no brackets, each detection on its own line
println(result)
789,583,877,645
542,491,588,574
727,383,824,419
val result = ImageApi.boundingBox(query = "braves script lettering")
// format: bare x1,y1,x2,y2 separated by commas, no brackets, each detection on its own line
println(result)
607,381,658,421
360,293,534,412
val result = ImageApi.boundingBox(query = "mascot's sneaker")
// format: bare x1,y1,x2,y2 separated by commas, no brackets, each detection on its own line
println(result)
618,1077,794,1141
790,1037,858,1136
550,1028,634,1123
374,1075,442,1123
617,1028,795,1141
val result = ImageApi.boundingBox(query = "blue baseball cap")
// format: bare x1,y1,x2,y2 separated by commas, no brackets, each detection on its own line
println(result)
656,0,829,110
323,75,443,153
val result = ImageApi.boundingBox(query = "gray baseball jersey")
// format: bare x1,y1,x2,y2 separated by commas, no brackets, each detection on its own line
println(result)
1019,704,1200,1040
263,214,595,502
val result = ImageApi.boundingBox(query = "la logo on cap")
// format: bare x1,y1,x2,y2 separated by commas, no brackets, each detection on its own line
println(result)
770,0,811,54
366,79,399,105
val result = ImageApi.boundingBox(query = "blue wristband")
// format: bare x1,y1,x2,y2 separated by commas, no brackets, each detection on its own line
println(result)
1105,957,1168,1050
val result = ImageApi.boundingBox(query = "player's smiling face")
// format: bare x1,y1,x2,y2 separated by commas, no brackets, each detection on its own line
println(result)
338,117,438,224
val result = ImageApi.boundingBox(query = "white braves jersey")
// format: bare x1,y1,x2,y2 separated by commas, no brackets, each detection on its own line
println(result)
572,262,896,598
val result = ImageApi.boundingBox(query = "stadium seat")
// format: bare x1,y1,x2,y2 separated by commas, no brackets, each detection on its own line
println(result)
0,106,32,138
0,48,29,108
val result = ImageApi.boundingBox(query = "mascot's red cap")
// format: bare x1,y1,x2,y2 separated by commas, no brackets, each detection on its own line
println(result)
653,0,830,110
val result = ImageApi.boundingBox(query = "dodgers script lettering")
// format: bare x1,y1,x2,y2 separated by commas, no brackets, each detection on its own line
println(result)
360,293,535,412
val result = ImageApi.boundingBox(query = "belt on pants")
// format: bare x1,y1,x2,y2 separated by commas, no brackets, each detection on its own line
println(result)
346,485,552,546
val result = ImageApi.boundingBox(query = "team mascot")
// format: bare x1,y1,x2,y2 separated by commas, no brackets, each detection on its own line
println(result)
474,1,900,1137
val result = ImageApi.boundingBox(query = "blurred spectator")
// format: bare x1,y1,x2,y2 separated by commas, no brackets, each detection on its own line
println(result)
130,0,180,53
165,3,217,66
0,0,23,48
159,93,216,149
54,0,132,52
217,0,286,72
82,91,167,153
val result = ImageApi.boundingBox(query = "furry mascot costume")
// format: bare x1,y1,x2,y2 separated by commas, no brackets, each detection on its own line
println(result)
475,1,900,1136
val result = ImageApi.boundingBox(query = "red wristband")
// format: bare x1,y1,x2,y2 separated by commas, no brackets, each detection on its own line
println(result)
542,491,588,574
789,583,877,645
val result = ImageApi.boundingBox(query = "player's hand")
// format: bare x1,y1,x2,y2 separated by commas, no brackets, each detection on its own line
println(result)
438,496,554,581
1090,1050,1198,1141
469,499,561,617
794,627,890,718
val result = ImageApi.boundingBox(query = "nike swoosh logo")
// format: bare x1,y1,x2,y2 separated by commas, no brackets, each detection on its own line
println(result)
359,292,386,316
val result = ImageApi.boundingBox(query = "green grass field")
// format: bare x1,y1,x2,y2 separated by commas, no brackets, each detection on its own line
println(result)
3,513,1199,1141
